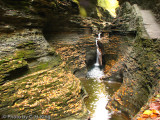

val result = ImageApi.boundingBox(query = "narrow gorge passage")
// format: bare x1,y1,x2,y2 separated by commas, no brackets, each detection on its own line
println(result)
45,28,131,119
81,33,130,120
0,0,160,120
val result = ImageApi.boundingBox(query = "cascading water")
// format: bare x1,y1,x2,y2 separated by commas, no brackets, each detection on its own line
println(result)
85,33,112,119
87,33,104,79
95,33,102,66
82,33,129,120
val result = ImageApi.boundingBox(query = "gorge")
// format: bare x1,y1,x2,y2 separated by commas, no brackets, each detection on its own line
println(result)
0,0,160,120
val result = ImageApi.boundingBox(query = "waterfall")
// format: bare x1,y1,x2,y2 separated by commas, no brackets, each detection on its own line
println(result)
98,33,101,40
95,33,102,66
87,33,104,79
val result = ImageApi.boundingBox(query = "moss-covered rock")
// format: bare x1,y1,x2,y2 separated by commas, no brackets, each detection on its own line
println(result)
0,56,28,84
0,67,87,119
14,49,37,60
106,2,160,119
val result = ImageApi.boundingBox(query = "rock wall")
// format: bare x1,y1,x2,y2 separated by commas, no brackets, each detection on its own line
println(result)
0,0,90,119
118,0,160,23
106,2,160,119
0,0,110,119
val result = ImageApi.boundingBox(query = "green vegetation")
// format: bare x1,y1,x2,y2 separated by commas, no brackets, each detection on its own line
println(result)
0,67,85,119
73,0,87,17
15,40,37,60
0,56,28,84
97,0,119,17
15,49,36,60
73,0,79,4
79,6,87,17
16,40,35,48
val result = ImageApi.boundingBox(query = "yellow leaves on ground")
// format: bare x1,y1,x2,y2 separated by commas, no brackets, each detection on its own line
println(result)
52,37,91,70
30,101,39,108
139,109,158,119
137,94,160,120
152,109,160,115
4,66,83,118
12,99,29,108
104,59,116,73
2,32,93,119
115,96,123,105
55,106,62,110
143,110,153,115
65,100,82,114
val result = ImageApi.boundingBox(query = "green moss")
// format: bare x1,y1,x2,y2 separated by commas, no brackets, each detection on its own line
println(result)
44,83,53,88
73,0,79,4
97,0,119,17
29,56,62,73
37,62,49,70
16,40,35,48
79,6,87,17
51,1,56,7
15,49,36,60
0,56,28,83
142,39,153,47
66,92,72,97
96,7,103,19
50,98,60,102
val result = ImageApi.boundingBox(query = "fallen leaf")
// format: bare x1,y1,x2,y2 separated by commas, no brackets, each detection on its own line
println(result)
141,114,149,118
137,117,146,120
152,109,160,115
150,102,160,110
143,110,153,115
150,114,157,119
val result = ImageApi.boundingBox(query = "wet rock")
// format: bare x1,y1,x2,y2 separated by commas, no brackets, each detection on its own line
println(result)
86,50,96,67
105,2,160,119
102,69,123,83
74,67,88,78
0,56,28,84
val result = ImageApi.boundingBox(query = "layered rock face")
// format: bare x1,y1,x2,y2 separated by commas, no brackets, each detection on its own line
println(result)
0,0,109,119
0,0,80,84
0,0,90,119
105,2,160,119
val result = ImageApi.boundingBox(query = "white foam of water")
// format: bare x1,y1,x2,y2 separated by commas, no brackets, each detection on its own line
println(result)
87,66,104,79
87,33,104,79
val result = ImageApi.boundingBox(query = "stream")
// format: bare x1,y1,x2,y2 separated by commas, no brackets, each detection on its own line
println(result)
80,33,129,120
46,29,132,119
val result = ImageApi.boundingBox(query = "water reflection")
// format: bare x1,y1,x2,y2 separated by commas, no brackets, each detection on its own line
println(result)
91,93,111,120
81,64,127,120
82,78,111,120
